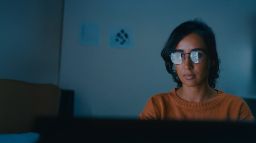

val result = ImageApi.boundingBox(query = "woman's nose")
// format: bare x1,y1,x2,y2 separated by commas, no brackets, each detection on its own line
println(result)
183,54,193,69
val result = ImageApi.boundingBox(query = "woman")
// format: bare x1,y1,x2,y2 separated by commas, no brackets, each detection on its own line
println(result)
139,20,254,121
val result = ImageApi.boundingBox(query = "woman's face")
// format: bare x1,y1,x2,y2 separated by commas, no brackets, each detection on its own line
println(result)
175,33,209,87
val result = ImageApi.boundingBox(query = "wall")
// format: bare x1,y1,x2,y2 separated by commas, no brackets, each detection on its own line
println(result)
60,0,256,118
0,0,63,84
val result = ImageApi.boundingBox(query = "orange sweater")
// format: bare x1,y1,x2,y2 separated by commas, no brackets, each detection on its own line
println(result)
139,89,254,121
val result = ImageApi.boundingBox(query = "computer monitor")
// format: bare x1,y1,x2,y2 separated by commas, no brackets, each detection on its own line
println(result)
36,118,256,143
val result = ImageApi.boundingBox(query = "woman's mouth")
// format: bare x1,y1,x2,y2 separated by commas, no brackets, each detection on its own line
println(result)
183,74,195,80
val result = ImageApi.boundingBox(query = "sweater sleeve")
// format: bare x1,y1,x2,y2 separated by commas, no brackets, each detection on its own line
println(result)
139,96,161,120
239,100,255,121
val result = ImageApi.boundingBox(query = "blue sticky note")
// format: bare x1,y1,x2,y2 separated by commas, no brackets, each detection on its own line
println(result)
80,23,99,46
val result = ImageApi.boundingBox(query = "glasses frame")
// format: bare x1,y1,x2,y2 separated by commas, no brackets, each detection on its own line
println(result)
170,48,208,65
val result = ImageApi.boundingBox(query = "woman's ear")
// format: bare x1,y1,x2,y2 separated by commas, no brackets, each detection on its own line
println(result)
172,64,176,72
208,60,216,71
211,60,216,67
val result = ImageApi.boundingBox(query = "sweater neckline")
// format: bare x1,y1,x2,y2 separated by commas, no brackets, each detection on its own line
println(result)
170,88,224,110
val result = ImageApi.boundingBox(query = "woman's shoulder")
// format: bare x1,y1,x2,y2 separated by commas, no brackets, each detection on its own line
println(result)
218,90,255,121
217,90,246,104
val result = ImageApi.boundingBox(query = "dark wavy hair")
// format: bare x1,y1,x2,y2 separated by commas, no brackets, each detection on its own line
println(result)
161,20,220,88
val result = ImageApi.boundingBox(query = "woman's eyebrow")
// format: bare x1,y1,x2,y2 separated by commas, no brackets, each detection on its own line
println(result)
191,48,205,52
172,48,206,54
173,49,184,52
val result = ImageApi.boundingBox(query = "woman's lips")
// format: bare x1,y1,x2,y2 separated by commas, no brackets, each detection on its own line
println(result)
183,74,195,80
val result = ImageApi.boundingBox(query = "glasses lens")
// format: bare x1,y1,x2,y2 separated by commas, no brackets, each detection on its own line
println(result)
190,51,204,64
170,52,182,64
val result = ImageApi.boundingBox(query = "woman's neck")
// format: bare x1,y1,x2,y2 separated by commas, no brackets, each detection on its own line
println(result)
177,84,216,103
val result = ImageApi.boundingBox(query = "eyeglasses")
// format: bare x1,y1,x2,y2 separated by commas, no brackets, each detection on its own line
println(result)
170,49,206,65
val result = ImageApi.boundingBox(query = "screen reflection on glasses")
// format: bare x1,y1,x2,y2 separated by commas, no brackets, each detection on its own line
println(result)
170,48,207,65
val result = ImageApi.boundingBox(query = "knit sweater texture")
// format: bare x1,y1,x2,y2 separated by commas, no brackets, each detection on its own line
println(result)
139,89,254,121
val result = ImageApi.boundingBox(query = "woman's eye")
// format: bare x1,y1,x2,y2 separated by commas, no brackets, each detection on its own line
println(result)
197,52,204,59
